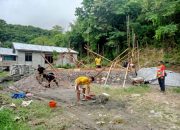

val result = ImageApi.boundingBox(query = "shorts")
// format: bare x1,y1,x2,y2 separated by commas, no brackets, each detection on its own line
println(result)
75,84,87,91
96,65,101,68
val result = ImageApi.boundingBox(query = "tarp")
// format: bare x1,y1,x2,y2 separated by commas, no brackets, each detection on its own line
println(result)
137,67,180,87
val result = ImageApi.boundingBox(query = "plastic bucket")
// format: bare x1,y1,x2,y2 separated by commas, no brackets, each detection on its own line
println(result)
49,100,57,108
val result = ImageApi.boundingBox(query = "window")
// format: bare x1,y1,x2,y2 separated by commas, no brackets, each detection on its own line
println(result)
45,54,53,63
25,53,32,61
3,55,16,61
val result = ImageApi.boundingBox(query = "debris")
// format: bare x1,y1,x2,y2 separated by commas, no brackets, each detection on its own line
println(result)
49,100,57,108
10,103,16,108
131,94,141,97
21,100,33,107
96,121,105,125
102,93,110,97
112,116,124,124
11,92,26,99
14,116,21,121
26,93,34,97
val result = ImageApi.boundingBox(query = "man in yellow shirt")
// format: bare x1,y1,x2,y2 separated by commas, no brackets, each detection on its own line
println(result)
75,76,95,103
95,57,102,68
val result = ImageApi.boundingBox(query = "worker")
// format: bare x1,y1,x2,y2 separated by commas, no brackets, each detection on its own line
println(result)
43,72,58,88
36,65,45,83
95,57,102,68
75,76,95,103
156,61,166,92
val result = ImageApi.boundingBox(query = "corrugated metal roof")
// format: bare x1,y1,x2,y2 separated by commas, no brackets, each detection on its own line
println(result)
0,47,17,56
13,42,78,54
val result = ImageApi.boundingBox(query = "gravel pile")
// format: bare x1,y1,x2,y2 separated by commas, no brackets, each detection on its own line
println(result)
14,69,137,91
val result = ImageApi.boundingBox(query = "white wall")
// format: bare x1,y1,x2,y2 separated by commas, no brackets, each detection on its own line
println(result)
17,51,77,68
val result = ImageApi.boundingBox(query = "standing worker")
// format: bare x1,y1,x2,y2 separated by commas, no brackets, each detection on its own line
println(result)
156,61,166,92
36,65,45,84
95,57,102,68
75,76,95,103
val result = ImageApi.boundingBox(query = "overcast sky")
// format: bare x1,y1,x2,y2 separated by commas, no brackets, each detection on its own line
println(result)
0,0,82,30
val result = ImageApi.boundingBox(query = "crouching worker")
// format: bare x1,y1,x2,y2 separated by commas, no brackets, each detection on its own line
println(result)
43,73,58,88
75,76,95,103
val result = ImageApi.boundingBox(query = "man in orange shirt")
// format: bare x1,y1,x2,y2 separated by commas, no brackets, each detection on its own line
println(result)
156,61,166,92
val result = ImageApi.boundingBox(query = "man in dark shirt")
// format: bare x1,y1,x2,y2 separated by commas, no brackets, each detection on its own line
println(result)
43,72,58,88
36,65,45,84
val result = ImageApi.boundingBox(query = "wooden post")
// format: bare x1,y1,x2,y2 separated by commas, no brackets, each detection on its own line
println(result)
122,63,129,88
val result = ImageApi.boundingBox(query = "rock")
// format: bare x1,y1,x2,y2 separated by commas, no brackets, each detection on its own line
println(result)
131,94,141,97
96,121,105,125
150,110,155,114
96,94,109,104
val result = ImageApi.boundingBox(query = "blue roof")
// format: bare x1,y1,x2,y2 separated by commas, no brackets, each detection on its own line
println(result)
13,42,78,54
0,47,17,56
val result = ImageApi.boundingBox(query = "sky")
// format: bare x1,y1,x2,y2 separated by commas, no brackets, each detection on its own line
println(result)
0,0,82,30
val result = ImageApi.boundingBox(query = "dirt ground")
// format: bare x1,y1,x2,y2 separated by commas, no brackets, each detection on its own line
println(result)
5,71,178,130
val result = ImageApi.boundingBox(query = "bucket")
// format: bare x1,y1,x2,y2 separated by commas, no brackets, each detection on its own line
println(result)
49,100,57,108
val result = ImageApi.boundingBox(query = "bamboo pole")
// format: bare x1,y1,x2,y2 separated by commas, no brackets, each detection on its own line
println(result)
84,47,111,62
94,68,106,78
40,54,59,74
41,54,72,87
112,48,129,62
104,63,114,85
64,50,88,68
137,40,140,70
122,63,130,88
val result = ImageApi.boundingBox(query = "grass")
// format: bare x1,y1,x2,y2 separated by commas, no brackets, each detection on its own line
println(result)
55,64,75,69
170,87,180,93
0,109,29,130
92,84,151,100
0,94,64,130
0,71,9,78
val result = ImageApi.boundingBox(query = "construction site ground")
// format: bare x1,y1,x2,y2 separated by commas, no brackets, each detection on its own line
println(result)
0,68,180,130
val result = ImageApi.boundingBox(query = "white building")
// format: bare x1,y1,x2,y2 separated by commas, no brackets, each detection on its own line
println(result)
0,42,78,69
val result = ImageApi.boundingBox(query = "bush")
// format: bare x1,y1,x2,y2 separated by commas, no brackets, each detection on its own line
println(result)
55,63,75,69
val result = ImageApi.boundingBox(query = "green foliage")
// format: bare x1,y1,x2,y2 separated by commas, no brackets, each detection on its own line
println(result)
68,0,180,61
52,50,58,61
155,24,177,40
55,64,75,69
